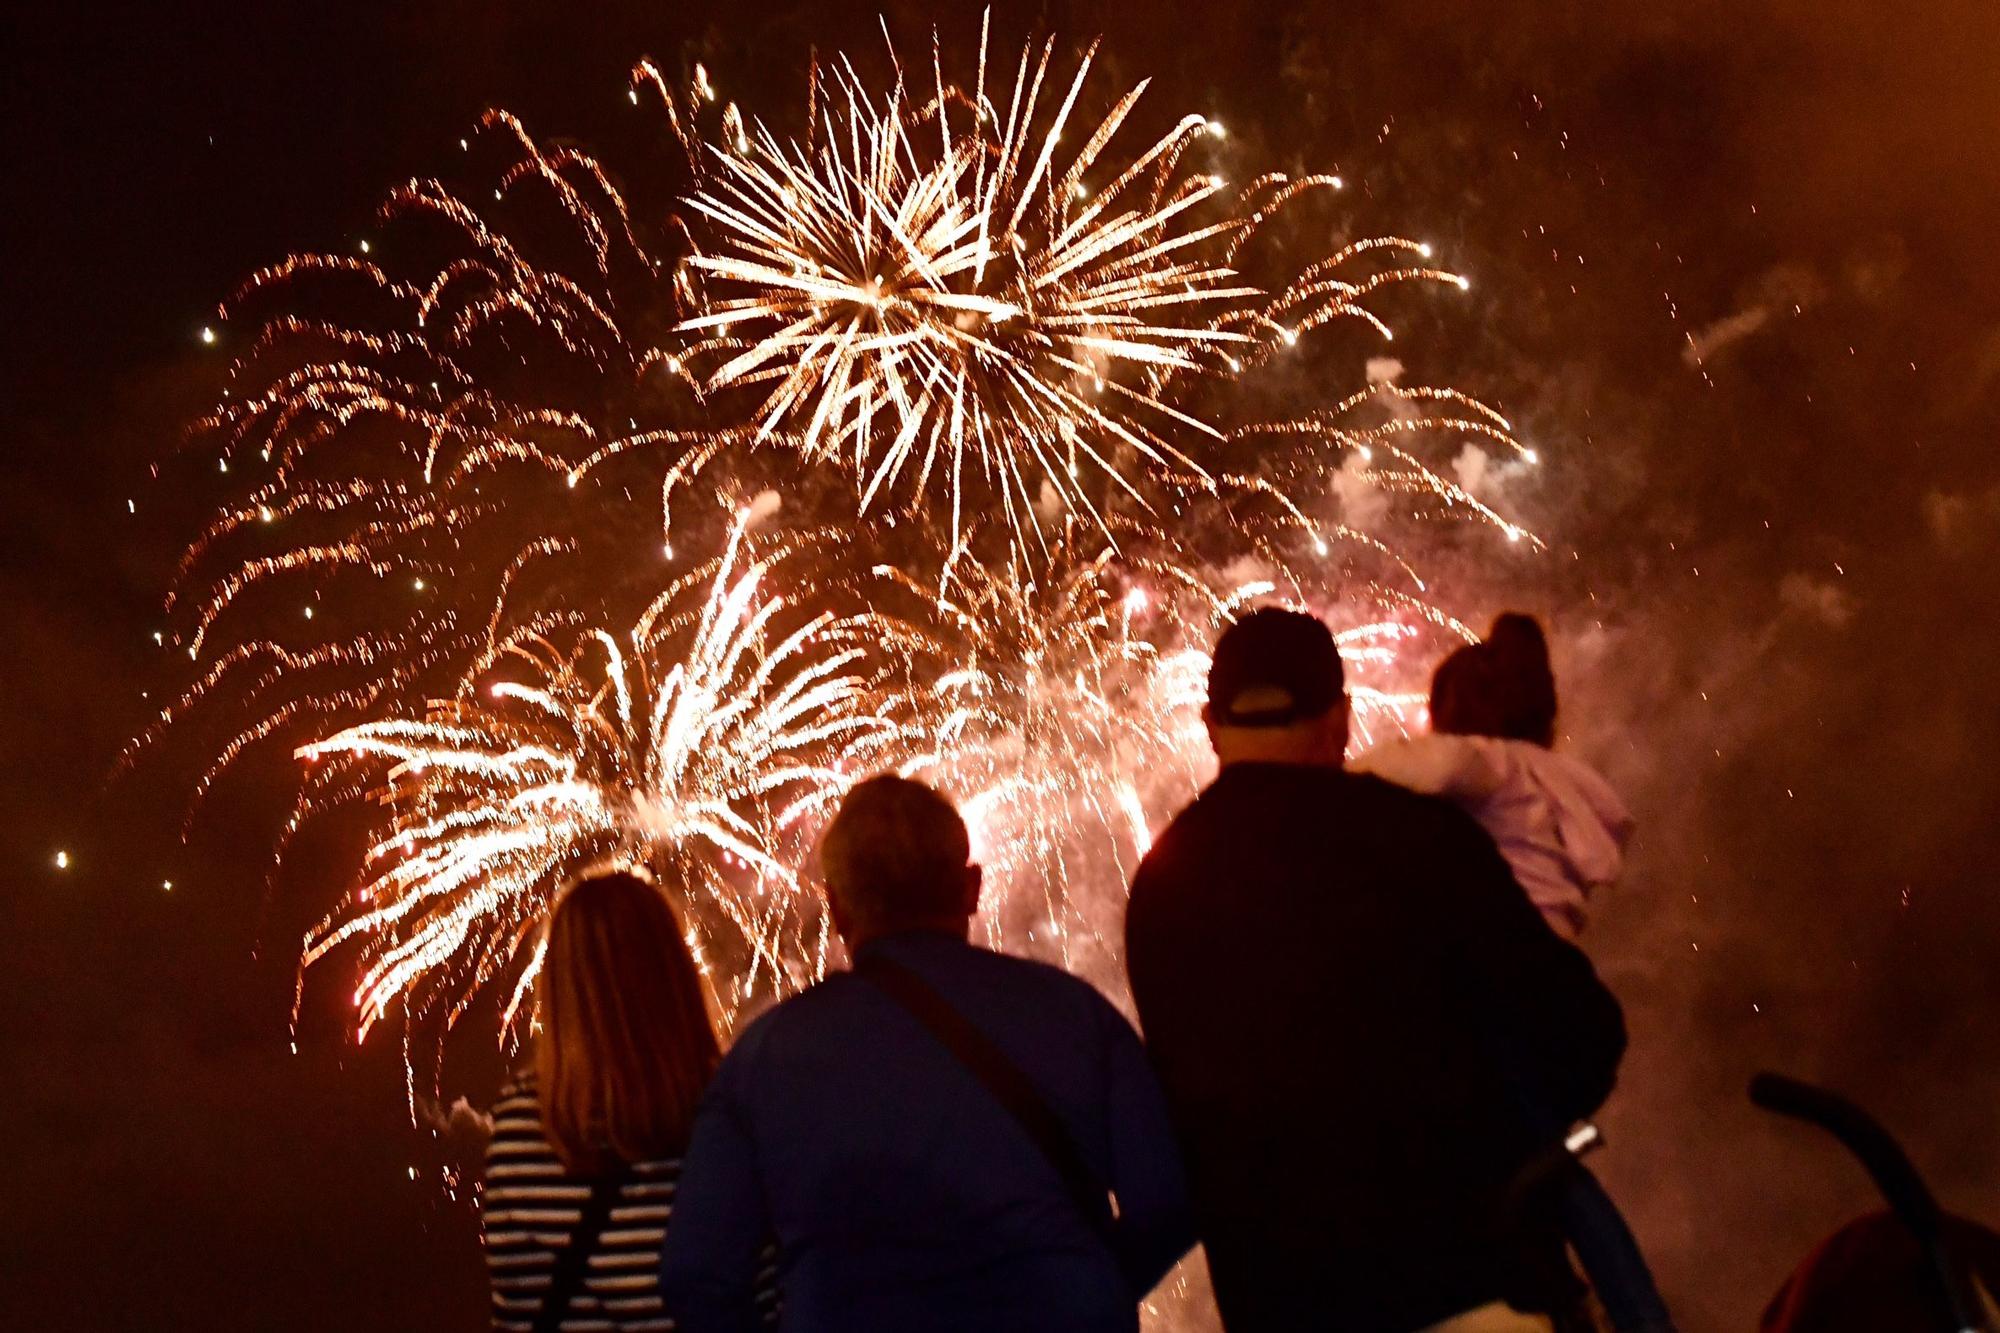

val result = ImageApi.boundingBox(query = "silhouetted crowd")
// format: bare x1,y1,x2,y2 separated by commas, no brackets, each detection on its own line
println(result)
481,608,1987,1332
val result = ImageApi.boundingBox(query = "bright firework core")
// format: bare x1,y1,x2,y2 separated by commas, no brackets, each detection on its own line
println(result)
144,23,1542,1094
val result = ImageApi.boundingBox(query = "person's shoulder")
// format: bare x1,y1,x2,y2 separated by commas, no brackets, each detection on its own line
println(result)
1342,765,1458,812
723,981,824,1049
493,1074,540,1119
1144,764,1451,861
966,945,1133,1032
973,942,1108,999
717,969,878,1064
1530,746,1631,817
1158,762,1344,830
486,1075,550,1158
1352,731,1471,774
1345,768,1500,846
1132,778,1237,882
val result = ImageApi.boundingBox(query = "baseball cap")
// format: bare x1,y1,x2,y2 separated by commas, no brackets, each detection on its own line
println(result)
1206,607,1345,727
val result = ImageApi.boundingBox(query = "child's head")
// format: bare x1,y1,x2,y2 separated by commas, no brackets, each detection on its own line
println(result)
1429,612,1558,747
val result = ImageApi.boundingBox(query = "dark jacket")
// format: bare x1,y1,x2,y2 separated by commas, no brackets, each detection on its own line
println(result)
1125,761,1626,1333
659,931,1195,1333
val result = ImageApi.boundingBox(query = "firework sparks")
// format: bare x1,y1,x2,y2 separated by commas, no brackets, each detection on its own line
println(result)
131,104,695,810
671,22,1494,557
141,25,1545,1090
882,530,1228,977
878,522,1466,988
288,524,920,1064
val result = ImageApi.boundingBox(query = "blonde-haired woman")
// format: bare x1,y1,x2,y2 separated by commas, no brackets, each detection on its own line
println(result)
482,870,738,1332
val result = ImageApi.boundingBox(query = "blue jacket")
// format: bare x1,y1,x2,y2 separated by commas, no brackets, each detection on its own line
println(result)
659,931,1194,1332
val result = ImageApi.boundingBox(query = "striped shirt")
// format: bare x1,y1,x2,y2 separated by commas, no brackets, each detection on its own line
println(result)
482,1080,682,1332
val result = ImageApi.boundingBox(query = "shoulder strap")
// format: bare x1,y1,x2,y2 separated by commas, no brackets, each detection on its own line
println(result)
854,952,1117,1246
532,1164,630,1333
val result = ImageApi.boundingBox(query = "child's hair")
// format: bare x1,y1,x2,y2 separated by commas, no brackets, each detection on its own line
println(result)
1429,612,1558,747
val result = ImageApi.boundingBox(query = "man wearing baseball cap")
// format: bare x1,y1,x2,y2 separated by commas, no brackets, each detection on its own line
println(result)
1125,608,1627,1333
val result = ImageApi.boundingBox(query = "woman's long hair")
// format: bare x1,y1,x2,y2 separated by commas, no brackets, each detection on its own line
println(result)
535,870,719,1173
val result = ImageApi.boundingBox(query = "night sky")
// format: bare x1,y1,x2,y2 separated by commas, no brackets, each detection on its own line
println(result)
5,3,1998,1329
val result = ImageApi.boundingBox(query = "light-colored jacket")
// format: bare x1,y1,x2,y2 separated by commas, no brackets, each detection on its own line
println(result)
1353,734,1633,939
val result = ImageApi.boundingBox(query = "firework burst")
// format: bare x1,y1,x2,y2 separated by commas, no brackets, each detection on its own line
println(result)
134,105,695,805
287,524,920,1064
141,24,1547,1084
669,20,1500,558
877,520,1478,988
862,526,1229,983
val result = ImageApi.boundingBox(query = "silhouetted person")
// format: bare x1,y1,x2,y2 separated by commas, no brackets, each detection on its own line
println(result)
660,775,1193,1333
482,870,750,1331
1126,608,1626,1332
1358,613,1672,1332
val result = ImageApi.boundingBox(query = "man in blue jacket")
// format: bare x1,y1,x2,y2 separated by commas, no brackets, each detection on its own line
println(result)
661,775,1194,1332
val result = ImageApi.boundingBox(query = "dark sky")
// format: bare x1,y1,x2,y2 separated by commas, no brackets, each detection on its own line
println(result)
4,2,1998,1329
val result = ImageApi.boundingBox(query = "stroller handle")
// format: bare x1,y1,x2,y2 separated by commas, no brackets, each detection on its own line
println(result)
1749,1072,1942,1236
1750,1071,1987,1333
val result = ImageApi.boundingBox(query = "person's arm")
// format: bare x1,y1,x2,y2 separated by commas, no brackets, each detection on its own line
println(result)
1096,994,1197,1295
1123,856,1170,1051
1123,848,1203,1120
1434,812,1626,1122
1353,735,1507,801
657,1062,771,1333
479,1120,511,1330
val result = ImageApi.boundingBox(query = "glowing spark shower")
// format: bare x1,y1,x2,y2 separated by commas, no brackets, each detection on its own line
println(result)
895,529,1231,981
289,526,920,1058
142,23,1546,1077
670,24,1506,556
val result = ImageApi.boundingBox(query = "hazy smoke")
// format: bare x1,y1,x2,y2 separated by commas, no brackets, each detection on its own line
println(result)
1683,263,1824,367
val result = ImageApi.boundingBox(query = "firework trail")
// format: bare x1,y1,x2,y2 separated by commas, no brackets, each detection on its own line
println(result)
143,25,1543,1076
287,522,923,1066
